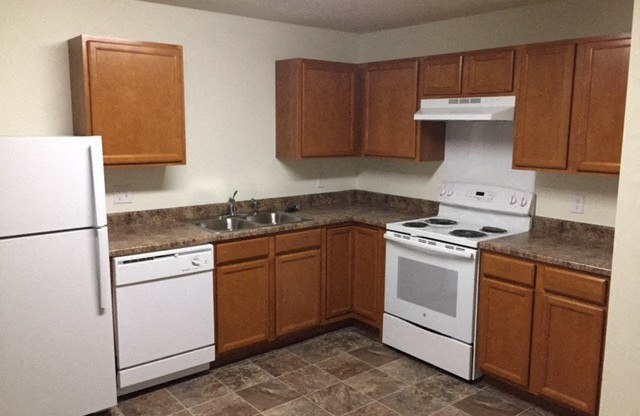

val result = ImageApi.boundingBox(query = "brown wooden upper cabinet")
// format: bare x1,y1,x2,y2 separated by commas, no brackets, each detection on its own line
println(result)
363,59,445,161
276,59,357,159
513,36,630,174
68,35,186,166
419,49,516,97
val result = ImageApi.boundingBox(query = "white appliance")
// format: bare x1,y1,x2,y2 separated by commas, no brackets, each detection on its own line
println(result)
0,136,116,416
383,182,534,380
112,244,215,395
414,96,516,121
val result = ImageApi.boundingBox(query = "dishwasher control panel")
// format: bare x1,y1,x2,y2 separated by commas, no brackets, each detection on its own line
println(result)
112,244,214,286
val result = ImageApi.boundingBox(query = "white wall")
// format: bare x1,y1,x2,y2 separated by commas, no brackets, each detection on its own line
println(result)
0,0,360,213
600,1,640,413
356,0,632,226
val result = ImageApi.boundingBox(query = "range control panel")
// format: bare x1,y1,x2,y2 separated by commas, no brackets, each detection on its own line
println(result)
438,182,535,215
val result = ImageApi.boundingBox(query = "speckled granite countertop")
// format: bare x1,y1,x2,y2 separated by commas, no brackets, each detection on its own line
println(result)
479,217,614,276
108,191,615,277
108,203,433,257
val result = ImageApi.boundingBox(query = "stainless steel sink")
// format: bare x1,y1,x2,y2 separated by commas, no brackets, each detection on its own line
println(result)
245,211,303,225
195,211,304,233
195,217,258,232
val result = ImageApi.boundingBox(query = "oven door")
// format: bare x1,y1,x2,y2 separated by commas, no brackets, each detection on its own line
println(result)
384,232,478,344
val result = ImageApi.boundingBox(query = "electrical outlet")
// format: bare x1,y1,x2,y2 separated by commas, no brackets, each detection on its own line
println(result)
114,191,133,204
571,195,585,214
316,178,325,189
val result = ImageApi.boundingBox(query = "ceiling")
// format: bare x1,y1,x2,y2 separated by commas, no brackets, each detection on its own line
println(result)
140,0,560,33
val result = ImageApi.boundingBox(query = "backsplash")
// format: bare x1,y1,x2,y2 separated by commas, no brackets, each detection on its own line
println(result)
107,190,439,228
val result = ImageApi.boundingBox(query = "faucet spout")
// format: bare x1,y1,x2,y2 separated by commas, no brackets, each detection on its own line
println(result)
228,190,238,216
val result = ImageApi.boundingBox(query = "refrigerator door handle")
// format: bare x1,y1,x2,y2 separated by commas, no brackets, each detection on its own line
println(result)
89,143,107,227
97,227,110,311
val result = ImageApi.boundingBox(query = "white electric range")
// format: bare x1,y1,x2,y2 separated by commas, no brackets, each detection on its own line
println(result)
382,182,535,380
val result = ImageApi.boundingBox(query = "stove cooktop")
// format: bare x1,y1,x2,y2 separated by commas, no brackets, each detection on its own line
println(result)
388,216,529,248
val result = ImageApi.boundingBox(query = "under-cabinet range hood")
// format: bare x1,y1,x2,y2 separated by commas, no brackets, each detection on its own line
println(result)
414,96,515,121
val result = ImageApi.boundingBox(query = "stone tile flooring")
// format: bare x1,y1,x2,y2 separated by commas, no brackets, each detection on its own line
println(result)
103,326,560,416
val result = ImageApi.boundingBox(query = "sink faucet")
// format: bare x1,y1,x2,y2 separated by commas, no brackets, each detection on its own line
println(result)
251,198,259,215
228,190,238,216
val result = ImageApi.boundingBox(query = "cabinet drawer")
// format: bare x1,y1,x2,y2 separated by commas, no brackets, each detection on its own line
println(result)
276,229,321,254
216,237,270,265
542,266,608,305
482,252,536,287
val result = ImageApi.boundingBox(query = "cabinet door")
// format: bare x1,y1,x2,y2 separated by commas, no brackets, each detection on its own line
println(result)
477,277,534,388
363,60,419,159
514,44,575,170
464,49,515,94
420,54,463,96
530,272,606,415
275,249,322,336
74,37,185,166
301,61,357,157
325,227,353,319
352,227,378,321
570,38,630,174
216,259,272,353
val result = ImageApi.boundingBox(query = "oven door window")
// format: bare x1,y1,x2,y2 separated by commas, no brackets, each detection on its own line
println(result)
397,257,457,318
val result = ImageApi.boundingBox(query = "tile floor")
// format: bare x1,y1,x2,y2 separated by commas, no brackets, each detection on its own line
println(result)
103,326,560,416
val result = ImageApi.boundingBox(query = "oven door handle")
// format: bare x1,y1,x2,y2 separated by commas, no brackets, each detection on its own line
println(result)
384,232,475,260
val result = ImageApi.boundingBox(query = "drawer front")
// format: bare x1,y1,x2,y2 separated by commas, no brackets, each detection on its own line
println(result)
276,229,321,254
216,237,270,265
482,252,536,287
542,266,608,305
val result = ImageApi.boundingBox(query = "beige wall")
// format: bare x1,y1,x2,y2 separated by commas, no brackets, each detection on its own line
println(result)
0,0,360,213
0,0,632,224
600,1,640,413
356,0,632,226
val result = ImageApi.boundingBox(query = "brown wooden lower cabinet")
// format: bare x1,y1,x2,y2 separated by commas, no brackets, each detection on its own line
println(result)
216,258,272,354
478,252,608,415
325,225,383,327
275,234,322,336
325,227,353,320
215,225,385,356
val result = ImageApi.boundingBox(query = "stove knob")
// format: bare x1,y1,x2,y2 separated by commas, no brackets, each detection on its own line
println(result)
509,195,517,205
520,197,528,207
439,187,446,196
446,189,454,197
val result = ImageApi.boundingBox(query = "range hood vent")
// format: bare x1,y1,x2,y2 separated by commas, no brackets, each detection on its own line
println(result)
414,96,516,121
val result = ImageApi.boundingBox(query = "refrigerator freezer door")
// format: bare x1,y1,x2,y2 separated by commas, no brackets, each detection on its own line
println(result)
0,229,117,416
0,136,107,237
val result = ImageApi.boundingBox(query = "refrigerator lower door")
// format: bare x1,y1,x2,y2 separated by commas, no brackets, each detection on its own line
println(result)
0,136,107,237
0,229,117,416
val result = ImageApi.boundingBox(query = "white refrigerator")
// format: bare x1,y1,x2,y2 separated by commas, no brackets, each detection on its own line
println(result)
0,136,117,415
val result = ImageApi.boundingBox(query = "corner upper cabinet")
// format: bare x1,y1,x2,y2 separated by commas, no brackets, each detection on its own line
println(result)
513,36,630,174
363,59,445,161
68,35,186,166
276,59,357,159
419,49,515,97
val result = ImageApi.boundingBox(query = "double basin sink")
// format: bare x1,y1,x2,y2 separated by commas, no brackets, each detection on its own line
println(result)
195,212,305,233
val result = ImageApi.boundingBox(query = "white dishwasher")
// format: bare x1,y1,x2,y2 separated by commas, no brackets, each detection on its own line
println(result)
112,244,215,395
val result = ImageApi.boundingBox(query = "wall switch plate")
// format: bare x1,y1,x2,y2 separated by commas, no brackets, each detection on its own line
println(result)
114,191,133,204
316,178,325,189
571,195,585,214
